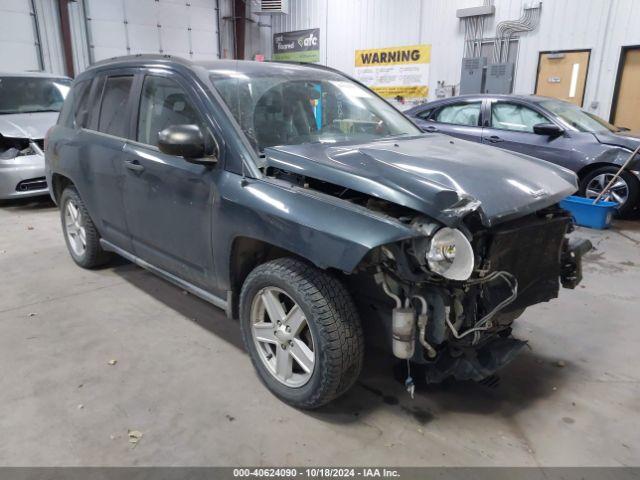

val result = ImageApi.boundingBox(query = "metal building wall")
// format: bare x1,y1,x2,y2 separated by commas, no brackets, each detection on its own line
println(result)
261,0,640,120
267,0,422,71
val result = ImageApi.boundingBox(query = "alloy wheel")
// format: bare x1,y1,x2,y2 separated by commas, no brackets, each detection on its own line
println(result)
64,199,87,256
585,173,629,206
250,287,316,387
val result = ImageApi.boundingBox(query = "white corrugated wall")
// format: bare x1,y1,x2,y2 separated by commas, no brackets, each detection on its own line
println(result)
258,0,640,120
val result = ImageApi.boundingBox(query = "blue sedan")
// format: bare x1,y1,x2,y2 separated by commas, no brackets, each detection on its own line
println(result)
405,94,640,217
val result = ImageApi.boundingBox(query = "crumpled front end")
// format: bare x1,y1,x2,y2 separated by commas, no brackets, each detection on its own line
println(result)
350,205,591,384
263,138,590,385
0,136,47,199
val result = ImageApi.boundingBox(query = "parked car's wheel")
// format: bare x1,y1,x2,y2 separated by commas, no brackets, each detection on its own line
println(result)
60,186,111,268
580,166,640,217
239,258,364,409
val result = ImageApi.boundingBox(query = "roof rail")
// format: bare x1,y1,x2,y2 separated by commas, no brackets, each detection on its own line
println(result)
89,53,193,69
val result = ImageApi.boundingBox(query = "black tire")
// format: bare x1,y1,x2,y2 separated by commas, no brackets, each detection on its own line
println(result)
239,258,364,409
60,186,111,268
579,166,640,218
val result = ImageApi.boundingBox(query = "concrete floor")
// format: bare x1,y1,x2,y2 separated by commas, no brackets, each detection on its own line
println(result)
0,197,639,467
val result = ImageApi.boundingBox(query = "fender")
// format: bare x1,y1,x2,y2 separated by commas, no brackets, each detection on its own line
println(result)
213,172,421,290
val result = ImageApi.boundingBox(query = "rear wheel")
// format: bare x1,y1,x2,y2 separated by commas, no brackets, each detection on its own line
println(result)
580,166,640,218
239,258,364,409
60,186,111,268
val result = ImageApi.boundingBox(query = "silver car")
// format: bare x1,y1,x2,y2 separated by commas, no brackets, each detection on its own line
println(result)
0,72,71,199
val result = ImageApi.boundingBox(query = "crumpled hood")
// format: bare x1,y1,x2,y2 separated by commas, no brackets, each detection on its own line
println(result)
265,134,578,227
593,130,640,151
0,112,59,140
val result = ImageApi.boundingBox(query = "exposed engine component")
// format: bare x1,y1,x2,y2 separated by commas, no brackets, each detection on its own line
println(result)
413,294,437,359
445,271,518,345
392,307,416,360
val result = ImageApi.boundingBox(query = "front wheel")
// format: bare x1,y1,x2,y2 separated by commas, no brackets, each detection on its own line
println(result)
239,258,364,409
580,166,640,218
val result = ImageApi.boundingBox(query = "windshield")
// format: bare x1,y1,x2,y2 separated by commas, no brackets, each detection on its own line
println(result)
539,99,620,133
0,76,71,114
209,67,420,153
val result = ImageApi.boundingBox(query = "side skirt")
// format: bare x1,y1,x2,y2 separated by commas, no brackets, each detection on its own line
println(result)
100,239,229,312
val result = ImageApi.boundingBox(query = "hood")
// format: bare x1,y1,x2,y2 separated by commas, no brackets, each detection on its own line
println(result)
0,111,59,140
265,134,578,227
593,130,640,151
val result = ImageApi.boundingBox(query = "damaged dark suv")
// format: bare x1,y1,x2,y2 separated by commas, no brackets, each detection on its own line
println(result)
46,55,590,408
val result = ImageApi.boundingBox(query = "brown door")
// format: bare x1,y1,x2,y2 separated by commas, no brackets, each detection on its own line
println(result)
612,47,640,131
535,50,590,106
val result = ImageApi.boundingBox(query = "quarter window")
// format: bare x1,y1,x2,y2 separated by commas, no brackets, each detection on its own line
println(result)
59,79,90,128
416,108,433,120
435,102,481,126
137,76,203,148
491,102,549,132
72,80,93,129
97,76,133,137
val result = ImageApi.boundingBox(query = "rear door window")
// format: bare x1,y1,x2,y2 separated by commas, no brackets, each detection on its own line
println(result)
435,102,481,126
97,76,134,137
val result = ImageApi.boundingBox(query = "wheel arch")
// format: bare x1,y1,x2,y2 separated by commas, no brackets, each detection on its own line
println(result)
576,162,621,183
229,236,307,319
50,173,75,204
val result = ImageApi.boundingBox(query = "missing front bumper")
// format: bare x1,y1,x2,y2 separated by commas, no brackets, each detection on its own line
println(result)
424,337,528,383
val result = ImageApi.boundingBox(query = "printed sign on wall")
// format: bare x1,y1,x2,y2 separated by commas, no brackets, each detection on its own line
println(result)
354,44,431,99
273,28,320,63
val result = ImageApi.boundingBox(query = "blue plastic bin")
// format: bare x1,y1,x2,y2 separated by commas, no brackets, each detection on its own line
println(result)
559,195,617,229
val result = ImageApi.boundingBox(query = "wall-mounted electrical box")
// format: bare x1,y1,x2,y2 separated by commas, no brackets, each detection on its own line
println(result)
460,57,487,94
484,62,515,94
456,5,496,18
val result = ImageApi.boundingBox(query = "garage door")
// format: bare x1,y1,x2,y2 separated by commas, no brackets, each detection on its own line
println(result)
84,0,219,63
0,0,42,71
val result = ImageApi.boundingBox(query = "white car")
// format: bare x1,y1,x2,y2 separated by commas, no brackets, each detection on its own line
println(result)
0,72,71,199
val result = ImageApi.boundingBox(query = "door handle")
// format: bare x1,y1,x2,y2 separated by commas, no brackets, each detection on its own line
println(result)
488,135,503,143
424,125,438,133
124,160,145,173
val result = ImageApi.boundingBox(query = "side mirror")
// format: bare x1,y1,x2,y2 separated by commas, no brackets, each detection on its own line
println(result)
533,123,564,137
158,124,217,163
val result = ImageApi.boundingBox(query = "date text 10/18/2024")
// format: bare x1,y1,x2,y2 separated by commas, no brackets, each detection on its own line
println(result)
233,468,401,478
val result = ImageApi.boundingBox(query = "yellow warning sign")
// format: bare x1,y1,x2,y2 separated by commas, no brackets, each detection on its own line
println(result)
354,44,431,99
355,45,431,67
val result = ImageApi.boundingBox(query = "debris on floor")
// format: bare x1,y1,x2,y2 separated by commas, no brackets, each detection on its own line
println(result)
107,359,117,366
555,360,566,368
128,430,143,445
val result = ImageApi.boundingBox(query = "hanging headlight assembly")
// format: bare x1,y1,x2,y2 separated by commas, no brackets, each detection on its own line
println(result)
425,227,475,281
